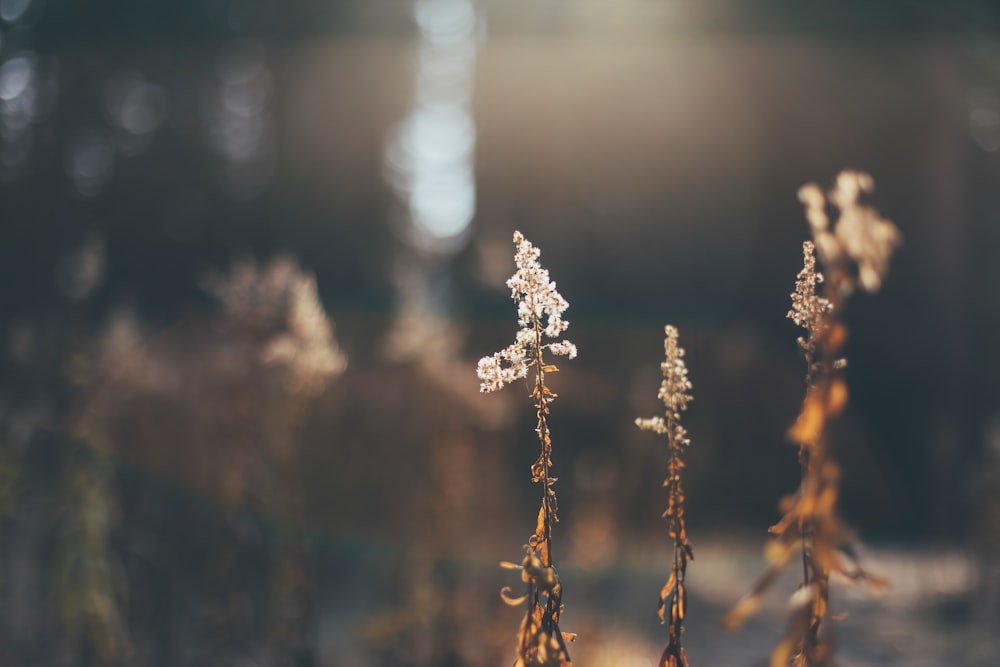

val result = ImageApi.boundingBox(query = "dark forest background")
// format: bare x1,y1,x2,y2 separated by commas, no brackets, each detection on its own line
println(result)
1,1,999,665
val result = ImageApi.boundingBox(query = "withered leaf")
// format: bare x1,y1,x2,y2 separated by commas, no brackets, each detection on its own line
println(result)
826,322,847,351
500,586,528,606
723,562,785,630
769,637,794,667
764,538,796,567
677,582,686,621
817,481,838,515
658,570,678,623
827,377,848,414
535,505,546,542
723,593,761,630
789,390,825,445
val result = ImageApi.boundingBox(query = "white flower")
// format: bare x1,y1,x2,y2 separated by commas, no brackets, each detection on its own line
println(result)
547,341,577,359
634,416,667,434
477,231,576,393
477,354,505,393
787,241,832,352
637,325,693,445
829,171,901,292
798,170,901,294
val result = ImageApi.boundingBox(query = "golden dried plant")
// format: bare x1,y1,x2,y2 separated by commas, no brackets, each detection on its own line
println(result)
479,231,577,667
724,170,899,667
636,325,695,667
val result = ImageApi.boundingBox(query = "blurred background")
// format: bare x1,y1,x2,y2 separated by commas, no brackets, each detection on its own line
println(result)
1,0,999,665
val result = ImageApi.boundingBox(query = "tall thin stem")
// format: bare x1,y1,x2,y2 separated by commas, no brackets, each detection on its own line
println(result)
533,322,554,567
723,172,897,666
637,325,694,667
478,230,576,666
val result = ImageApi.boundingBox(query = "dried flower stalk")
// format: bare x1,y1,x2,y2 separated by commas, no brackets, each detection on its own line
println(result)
636,325,695,667
724,170,898,667
479,231,576,667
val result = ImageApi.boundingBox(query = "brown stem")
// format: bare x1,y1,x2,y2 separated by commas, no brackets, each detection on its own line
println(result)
798,269,848,661
533,320,553,568
800,448,811,587
672,548,682,638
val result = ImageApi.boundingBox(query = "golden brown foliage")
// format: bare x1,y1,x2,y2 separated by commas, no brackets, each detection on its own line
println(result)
724,171,896,667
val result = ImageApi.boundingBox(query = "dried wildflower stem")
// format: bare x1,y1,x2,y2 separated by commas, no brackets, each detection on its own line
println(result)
724,171,898,667
479,231,576,667
531,328,556,568
637,325,694,667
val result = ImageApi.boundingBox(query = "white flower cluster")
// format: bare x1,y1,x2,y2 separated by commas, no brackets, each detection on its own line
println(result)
787,241,832,349
477,231,577,394
798,170,901,293
635,325,693,445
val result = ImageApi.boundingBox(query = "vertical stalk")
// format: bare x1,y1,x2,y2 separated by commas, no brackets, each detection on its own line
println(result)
479,230,577,666
534,321,553,568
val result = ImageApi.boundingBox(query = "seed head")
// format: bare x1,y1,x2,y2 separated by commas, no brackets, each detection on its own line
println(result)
636,325,693,446
798,170,901,294
477,231,576,393
787,241,832,353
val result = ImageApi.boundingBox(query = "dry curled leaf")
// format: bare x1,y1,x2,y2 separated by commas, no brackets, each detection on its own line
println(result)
501,586,529,607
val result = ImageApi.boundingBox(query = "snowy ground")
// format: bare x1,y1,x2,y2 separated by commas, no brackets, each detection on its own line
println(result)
322,539,1000,667
563,541,999,667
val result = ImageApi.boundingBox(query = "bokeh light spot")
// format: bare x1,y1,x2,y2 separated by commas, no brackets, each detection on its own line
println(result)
0,0,33,23
0,54,33,101
410,164,475,243
67,130,115,196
